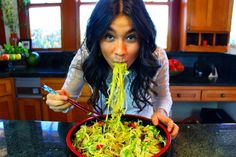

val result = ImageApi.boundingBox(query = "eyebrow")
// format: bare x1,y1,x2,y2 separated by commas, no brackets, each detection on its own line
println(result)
106,27,136,34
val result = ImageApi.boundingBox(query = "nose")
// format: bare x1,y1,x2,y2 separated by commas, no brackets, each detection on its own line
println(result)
114,40,127,57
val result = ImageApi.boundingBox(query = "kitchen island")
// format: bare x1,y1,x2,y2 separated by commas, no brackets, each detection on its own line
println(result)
0,120,235,157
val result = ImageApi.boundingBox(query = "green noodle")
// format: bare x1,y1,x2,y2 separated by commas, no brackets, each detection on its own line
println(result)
72,63,166,157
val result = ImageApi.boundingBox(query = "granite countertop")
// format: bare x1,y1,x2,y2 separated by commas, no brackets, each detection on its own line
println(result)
0,120,235,157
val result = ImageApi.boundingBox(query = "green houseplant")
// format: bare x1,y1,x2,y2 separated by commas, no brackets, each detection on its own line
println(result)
0,0,18,33
0,0,19,46
0,0,30,45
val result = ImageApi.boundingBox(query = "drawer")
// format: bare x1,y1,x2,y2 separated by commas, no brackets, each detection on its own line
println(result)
0,78,13,96
171,89,201,101
202,90,236,101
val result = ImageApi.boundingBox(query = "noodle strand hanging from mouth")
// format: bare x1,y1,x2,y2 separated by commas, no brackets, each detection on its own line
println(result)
105,62,129,120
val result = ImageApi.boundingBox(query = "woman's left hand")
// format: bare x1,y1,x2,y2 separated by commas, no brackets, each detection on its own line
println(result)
151,109,179,139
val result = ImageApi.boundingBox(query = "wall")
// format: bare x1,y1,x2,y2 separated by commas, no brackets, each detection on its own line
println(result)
172,102,218,122
172,102,236,122
219,102,236,121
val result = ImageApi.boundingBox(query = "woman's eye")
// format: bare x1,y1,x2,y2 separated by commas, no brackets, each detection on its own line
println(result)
126,34,138,42
104,33,114,41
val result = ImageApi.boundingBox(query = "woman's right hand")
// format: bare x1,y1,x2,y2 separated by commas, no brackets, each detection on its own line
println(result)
46,89,72,112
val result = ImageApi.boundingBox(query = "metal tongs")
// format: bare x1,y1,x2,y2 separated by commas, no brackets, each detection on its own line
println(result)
41,84,100,116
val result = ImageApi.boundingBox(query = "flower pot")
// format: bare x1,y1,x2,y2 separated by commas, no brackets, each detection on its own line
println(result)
9,32,18,46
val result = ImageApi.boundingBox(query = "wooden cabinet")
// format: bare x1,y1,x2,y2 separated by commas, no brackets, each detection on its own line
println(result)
187,0,232,31
180,0,233,52
40,77,92,122
0,78,16,120
17,98,42,120
171,86,236,102
41,77,70,122
202,89,236,101
170,88,201,101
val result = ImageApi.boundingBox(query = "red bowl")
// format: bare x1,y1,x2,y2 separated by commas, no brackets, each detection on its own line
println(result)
66,114,171,157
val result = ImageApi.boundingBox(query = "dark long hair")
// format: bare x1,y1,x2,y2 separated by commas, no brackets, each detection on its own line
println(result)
82,0,160,113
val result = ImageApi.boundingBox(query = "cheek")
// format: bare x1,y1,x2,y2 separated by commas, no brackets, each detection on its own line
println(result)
100,42,114,66
127,45,140,66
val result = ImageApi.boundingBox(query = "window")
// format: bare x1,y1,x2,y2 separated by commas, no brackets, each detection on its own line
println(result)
28,0,62,49
20,0,171,50
79,0,171,49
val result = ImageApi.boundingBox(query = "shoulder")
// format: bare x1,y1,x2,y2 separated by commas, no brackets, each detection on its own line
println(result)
152,47,168,64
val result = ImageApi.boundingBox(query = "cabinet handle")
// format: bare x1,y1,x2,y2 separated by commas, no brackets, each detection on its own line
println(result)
177,93,181,98
187,26,190,31
220,93,225,98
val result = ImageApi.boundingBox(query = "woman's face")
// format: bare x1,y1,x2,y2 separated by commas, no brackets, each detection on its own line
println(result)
100,14,140,68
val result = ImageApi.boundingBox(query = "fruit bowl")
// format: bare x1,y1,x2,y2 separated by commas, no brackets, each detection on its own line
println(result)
66,114,171,157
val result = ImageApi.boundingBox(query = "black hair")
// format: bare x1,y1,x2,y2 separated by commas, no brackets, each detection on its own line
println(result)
82,0,160,113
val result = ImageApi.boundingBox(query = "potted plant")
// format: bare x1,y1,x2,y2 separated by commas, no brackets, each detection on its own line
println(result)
0,0,18,45
0,0,29,45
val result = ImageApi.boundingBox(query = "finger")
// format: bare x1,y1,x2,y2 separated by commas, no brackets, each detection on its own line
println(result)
167,119,174,132
155,113,169,125
151,113,159,125
47,93,68,101
58,89,69,98
170,123,179,139
49,102,71,111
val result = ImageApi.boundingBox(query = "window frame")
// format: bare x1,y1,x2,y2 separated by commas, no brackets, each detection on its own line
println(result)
18,0,175,51
28,2,62,50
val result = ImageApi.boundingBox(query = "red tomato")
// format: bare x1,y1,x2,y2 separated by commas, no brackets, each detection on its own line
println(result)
130,123,137,129
99,121,105,126
1,54,9,61
169,58,184,72
96,144,104,149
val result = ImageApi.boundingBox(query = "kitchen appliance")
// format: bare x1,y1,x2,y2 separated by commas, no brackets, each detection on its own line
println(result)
15,77,42,99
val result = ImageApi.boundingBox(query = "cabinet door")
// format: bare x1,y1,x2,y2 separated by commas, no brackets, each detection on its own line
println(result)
202,89,236,101
0,78,13,96
17,98,42,120
77,83,91,103
40,77,93,122
0,96,16,120
41,77,69,122
67,102,93,122
187,0,232,31
170,89,201,101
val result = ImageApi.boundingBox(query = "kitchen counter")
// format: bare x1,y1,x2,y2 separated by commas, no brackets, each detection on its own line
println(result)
1,66,236,86
1,51,236,86
0,120,235,157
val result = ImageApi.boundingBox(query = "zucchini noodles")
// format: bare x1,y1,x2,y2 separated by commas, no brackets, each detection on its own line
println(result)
72,63,166,157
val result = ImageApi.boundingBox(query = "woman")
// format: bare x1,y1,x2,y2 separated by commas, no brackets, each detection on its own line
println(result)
46,0,179,138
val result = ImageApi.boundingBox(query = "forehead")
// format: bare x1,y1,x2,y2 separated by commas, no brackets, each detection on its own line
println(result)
109,14,134,32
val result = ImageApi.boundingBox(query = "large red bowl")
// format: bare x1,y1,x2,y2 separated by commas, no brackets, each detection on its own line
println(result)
66,114,171,157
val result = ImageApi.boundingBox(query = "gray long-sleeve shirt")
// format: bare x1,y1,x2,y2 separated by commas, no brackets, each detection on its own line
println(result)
62,46,172,118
